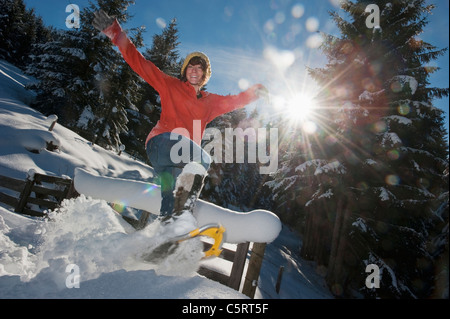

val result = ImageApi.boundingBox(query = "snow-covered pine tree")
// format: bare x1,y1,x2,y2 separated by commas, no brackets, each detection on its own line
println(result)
0,0,51,67
242,109,275,210
78,0,141,150
26,28,91,126
202,108,271,211
229,108,273,210
143,19,182,78
26,0,141,151
427,165,449,299
264,112,330,233
202,109,247,208
303,0,448,298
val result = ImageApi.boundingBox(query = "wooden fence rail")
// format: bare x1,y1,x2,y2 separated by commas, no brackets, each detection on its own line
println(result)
198,242,250,290
0,172,78,217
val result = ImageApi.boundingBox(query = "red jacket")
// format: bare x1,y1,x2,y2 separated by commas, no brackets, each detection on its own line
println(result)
103,21,262,146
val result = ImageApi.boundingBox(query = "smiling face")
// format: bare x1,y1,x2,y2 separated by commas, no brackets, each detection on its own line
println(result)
185,63,204,88
182,55,208,92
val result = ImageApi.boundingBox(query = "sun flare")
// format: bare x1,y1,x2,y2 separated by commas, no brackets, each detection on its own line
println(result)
271,91,319,134
273,92,318,122
285,93,317,121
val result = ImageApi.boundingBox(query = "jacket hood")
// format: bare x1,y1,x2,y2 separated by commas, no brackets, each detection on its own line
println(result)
181,51,212,86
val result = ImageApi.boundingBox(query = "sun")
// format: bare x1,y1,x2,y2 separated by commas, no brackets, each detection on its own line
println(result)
285,92,317,121
271,91,319,134
269,88,319,133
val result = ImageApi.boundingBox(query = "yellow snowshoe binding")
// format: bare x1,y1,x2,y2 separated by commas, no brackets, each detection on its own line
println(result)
174,223,226,258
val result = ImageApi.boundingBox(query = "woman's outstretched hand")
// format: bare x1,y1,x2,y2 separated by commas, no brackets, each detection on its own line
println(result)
92,10,115,32
252,84,269,99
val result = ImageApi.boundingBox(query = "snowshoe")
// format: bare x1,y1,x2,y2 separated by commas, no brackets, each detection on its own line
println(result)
141,162,216,263
141,223,225,263
141,240,180,264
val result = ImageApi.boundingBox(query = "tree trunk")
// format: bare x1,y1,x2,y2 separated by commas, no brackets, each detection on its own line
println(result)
327,198,344,278
300,209,314,259
326,196,352,296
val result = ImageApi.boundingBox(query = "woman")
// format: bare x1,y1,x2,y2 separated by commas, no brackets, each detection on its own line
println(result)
93,10,267,227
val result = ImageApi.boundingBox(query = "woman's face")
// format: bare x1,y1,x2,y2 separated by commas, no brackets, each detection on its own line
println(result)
185,63,204,87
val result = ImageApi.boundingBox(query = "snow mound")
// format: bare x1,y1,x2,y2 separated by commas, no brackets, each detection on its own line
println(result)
33,196,205,281
0,197,244,298
0,215,36,278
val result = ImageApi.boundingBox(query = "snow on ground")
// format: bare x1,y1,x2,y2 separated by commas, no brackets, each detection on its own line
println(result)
0,59,155,182
0,198,242,299
0,59,333,299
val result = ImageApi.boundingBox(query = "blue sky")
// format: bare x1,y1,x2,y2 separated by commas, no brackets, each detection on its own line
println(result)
24,0,448,135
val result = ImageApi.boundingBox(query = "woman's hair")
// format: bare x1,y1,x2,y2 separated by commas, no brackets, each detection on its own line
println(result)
181,56,207,84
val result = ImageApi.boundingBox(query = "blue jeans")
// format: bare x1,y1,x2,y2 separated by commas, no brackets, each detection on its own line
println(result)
146,132,211,216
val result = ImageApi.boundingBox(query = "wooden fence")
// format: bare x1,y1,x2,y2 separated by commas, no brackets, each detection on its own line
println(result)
0,173,78,217
199,241,267,298
0,172,267,298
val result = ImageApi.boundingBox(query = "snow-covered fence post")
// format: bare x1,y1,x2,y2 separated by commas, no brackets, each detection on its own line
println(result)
15,169,36,214
228,242,250,290
197,242,252,292
47,114,58,131
118,144,125,156
242,242,266,298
